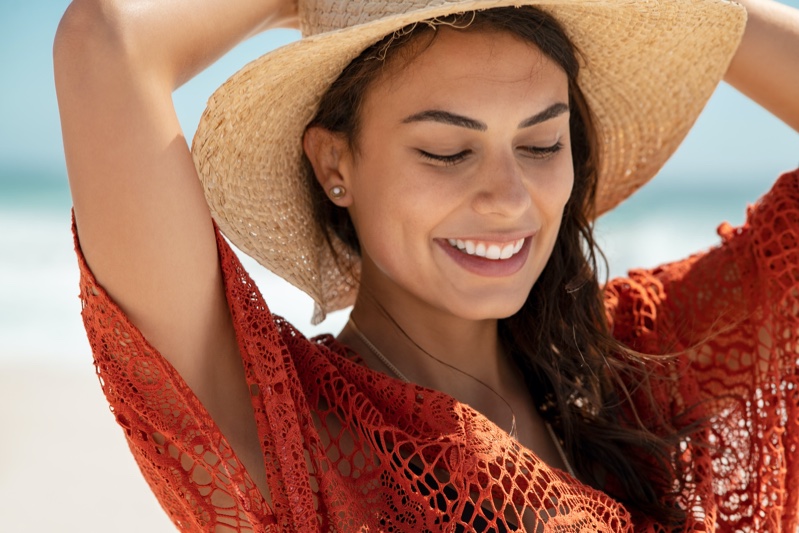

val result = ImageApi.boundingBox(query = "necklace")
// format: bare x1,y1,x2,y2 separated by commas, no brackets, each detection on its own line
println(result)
347,317,576,478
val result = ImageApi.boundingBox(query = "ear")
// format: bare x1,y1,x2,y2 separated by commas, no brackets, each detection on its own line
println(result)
303,126,353,207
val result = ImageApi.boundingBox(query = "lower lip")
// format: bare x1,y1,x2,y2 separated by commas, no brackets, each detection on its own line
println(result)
437,238,532,277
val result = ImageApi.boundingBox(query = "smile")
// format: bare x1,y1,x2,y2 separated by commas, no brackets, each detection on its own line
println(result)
437,235,533,278
446,238,525,260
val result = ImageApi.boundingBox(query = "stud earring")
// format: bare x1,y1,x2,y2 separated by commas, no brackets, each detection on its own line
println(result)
329,186,346,200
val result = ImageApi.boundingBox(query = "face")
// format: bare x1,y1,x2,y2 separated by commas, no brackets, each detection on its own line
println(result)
316,29,574,321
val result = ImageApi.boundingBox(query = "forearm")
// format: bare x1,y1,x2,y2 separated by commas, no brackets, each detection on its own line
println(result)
724,0,799,132
55,0,297,90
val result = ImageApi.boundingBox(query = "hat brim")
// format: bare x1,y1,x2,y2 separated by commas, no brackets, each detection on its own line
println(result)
192,0,746,321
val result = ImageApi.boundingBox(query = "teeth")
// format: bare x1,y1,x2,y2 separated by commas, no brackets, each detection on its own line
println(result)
447,237,526,260
499,243,514,259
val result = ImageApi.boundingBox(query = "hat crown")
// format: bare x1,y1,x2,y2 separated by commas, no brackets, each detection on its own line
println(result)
300,0,463,36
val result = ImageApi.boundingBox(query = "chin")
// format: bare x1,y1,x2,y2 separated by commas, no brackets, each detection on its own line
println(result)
449,295,529,321
444,274,542,321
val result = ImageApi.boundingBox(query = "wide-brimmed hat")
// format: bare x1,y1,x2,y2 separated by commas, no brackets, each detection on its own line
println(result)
192,0,746,323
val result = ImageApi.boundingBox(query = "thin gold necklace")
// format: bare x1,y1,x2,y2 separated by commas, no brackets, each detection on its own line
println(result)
347,317,576,478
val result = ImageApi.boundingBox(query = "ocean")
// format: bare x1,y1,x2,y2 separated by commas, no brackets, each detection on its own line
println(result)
0,165,778,366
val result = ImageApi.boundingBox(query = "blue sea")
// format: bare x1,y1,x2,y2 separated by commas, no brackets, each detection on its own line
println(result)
0,166,779,367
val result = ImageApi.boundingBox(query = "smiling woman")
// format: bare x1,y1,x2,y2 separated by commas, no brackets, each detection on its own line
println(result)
300,11,679,526
53,0,799,531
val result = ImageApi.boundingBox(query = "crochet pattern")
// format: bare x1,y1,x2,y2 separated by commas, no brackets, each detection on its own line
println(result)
75,170,798,532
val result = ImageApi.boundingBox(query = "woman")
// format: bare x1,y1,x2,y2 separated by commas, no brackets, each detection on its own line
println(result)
54,0,799,531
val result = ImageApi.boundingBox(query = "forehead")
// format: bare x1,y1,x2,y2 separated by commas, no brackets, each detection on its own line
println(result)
363,28,568,114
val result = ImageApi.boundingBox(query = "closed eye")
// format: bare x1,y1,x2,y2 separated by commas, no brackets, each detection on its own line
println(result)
418,149,471,166
519,141,563,159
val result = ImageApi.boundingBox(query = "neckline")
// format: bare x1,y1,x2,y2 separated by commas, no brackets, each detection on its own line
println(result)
315,333,582,483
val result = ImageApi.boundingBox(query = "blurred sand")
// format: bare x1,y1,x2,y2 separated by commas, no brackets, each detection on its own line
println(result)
0,363,175,532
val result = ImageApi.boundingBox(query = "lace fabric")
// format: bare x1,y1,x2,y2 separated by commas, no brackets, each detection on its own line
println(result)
75,170,799,532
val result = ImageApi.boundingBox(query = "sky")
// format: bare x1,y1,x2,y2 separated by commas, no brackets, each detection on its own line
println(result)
0,0,797,189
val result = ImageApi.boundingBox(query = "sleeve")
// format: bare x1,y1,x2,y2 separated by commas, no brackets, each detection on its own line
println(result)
605,169,799,531
73,218,319,532
608,170,799,404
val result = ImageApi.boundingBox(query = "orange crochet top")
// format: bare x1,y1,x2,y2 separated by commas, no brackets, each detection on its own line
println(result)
75,170,799,532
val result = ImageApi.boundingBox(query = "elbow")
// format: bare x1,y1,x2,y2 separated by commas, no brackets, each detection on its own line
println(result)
53,0,144,77
55,0,120,53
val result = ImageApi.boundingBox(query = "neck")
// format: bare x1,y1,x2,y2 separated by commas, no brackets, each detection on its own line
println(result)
345,280,517,399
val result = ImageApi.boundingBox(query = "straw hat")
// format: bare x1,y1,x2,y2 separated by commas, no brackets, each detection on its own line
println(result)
192,0,746,323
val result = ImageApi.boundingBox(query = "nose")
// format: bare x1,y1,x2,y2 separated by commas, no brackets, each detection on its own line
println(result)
471,156,533,219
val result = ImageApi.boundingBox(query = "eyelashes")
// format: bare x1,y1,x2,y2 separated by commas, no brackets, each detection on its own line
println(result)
418,141,563,166
418,150,470,165
519,141,564,159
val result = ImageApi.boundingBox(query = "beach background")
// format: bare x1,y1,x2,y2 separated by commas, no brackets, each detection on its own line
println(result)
1,1,798,531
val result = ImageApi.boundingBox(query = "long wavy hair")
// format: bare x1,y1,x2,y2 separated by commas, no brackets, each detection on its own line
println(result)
303,6,692,526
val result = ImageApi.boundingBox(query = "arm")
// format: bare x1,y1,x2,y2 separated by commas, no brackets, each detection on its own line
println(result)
53,0,296,499
725,0,799,132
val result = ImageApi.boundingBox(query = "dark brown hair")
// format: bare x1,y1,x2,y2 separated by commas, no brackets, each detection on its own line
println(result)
304,6,691,526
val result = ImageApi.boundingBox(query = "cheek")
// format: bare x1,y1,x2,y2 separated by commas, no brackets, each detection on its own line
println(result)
536,157,575,222
556,150,576,200
348,167,437,262
529,158,574,273
352,196,440,294
351,148,453,227
558,170,576,216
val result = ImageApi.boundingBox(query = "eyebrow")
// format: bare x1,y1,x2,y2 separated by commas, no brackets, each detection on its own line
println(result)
518,102,570,128
401,102,569,131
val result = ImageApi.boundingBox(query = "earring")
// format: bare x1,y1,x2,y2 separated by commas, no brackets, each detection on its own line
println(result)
329,186,346,200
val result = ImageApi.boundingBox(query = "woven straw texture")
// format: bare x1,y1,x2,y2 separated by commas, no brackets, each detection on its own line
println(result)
76,171,799,531
192,0,746,321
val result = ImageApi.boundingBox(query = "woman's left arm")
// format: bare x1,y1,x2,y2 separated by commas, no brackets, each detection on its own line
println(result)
725,0,799,132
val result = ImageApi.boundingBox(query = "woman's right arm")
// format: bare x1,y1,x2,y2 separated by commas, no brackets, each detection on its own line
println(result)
54,0,296,497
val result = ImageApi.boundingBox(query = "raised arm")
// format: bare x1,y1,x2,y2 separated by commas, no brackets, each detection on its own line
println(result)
54,0,296,498
725,0,799,132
